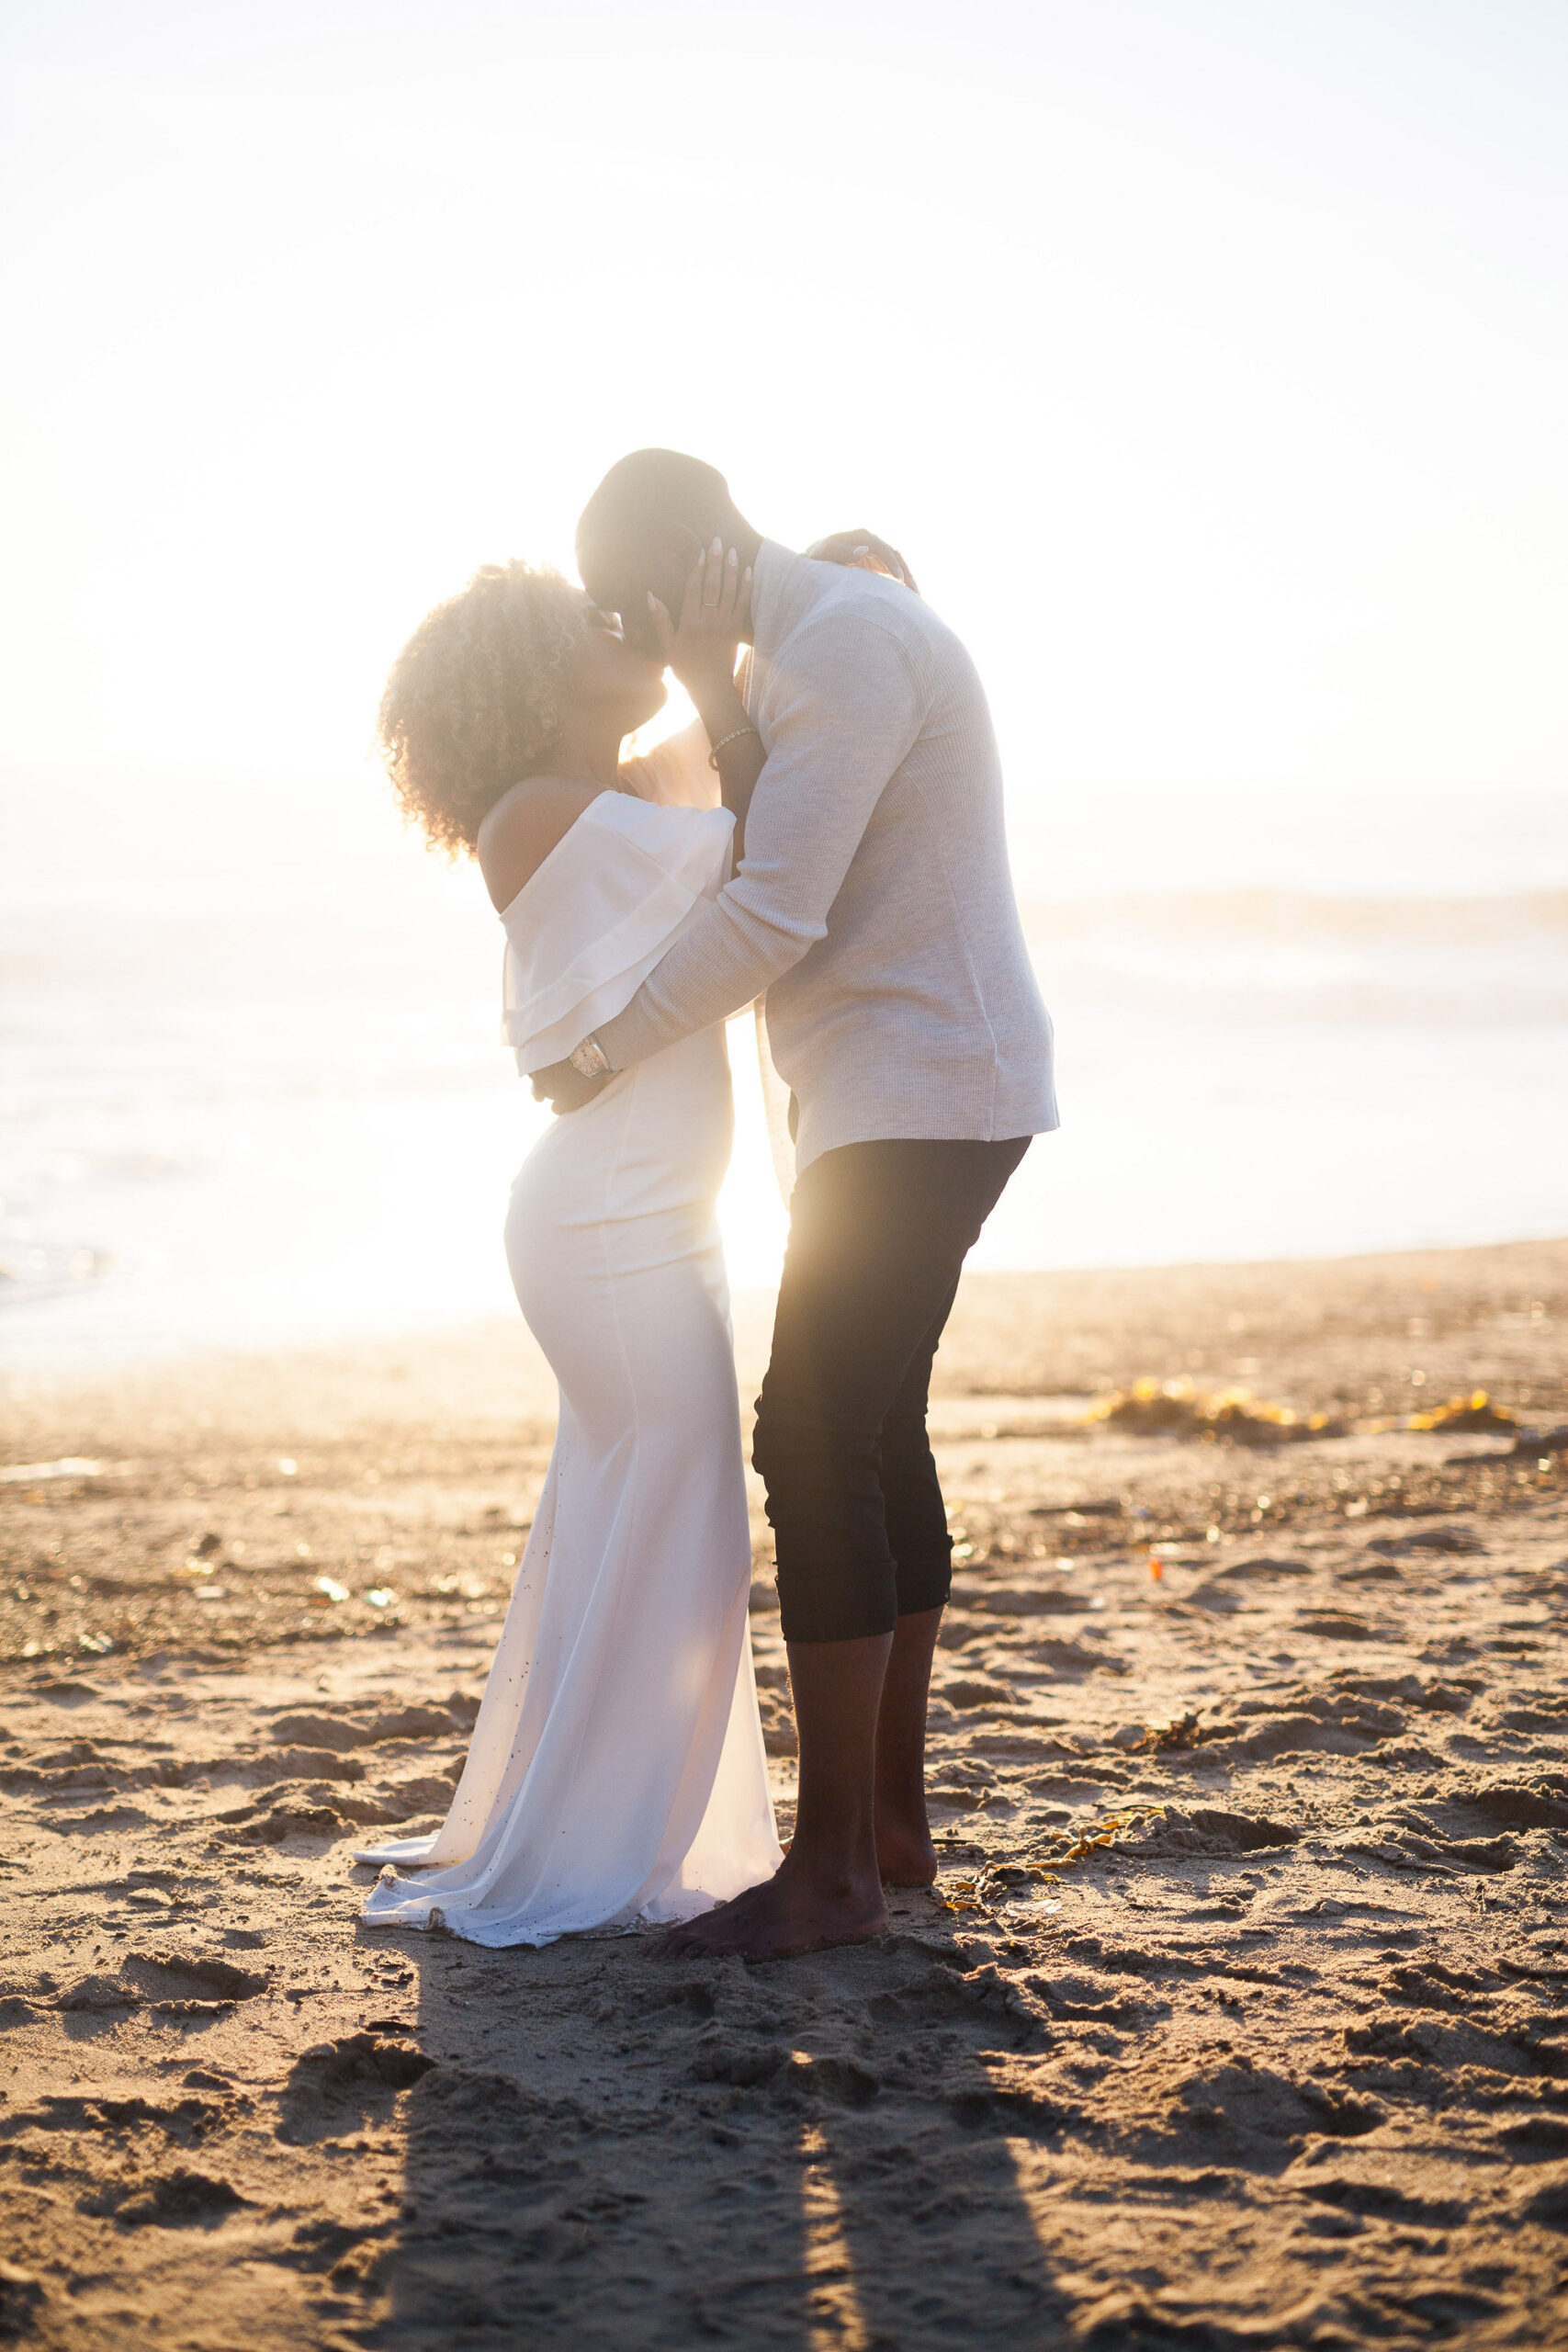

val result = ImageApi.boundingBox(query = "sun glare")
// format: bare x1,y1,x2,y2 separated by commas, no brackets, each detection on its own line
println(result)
717,1014,790,1293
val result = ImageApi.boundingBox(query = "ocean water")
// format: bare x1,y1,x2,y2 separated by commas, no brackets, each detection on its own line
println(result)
3,772,1567,1377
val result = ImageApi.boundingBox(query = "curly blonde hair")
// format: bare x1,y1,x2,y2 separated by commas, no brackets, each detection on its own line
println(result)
377,560,588,854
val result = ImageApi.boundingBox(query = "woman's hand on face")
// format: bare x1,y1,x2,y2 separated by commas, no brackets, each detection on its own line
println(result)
646,537,751,700
807,530,919,594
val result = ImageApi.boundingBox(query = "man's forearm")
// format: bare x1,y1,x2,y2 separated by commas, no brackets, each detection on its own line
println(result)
596,888,818,1069
597,606,924,1073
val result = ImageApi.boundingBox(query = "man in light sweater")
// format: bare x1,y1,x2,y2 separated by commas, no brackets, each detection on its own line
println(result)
544,449,1056,1959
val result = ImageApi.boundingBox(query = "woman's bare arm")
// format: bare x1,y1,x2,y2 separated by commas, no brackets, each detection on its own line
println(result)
648,539,765,855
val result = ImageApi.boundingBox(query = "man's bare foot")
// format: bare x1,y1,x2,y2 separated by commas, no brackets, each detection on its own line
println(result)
874,1805,938,1887
656,1856,887,1962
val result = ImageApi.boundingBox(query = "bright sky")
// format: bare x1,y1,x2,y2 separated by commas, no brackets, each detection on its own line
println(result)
4,0,1566,856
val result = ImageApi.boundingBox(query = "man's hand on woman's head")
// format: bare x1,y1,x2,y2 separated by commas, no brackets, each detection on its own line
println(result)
646,537,752,701
807,531,919,594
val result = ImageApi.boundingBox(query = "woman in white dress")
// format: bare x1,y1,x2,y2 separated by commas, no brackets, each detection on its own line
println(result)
360,540,782,1946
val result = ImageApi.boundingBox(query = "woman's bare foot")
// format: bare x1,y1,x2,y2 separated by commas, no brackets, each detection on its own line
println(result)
657,1855,887,1962
874,1804,938,1887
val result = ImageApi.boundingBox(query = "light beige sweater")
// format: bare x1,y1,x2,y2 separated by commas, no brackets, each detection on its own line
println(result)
597,541,1056,1173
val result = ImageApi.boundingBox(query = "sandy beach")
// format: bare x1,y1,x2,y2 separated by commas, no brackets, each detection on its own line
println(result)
3,1235,1566,2349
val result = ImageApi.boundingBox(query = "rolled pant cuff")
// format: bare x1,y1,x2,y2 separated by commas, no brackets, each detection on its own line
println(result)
777,1567,899,1645
895,1554,954,1616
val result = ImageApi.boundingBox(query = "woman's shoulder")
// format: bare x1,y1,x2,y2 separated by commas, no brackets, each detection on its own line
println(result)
477,774,606,911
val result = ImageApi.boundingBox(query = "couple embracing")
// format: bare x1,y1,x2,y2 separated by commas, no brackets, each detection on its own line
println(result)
364,450,1056,1962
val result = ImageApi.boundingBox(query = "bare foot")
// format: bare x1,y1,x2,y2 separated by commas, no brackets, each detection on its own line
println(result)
656,1856,888,1962
874,1805,938,1888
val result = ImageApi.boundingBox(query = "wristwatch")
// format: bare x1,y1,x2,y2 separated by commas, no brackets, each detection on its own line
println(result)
569,1035,613,1080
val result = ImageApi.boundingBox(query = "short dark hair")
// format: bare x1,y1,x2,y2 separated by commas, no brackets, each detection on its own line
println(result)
576,448,748,587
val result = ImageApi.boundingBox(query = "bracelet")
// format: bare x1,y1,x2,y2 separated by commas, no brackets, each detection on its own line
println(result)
708,726,760,770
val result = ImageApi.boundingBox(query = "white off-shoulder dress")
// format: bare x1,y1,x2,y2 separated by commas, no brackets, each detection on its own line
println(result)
359,766,781,1947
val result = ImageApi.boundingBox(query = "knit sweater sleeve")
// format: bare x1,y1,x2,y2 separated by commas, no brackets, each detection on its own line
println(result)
595,613,924,1069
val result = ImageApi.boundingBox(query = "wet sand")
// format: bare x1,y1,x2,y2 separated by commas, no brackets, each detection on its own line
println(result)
3,1237,1566,2349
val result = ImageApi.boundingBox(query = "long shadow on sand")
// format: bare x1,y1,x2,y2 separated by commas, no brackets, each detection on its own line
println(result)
319,1912,1066,2349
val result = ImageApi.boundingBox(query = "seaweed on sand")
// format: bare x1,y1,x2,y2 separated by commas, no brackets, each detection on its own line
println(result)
1086,1380,1343,1445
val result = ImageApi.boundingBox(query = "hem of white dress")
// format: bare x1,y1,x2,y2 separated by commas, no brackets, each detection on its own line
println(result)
357,1883,726,1952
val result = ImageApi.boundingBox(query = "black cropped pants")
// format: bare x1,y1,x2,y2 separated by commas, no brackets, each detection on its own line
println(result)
752,1136,1031,1645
